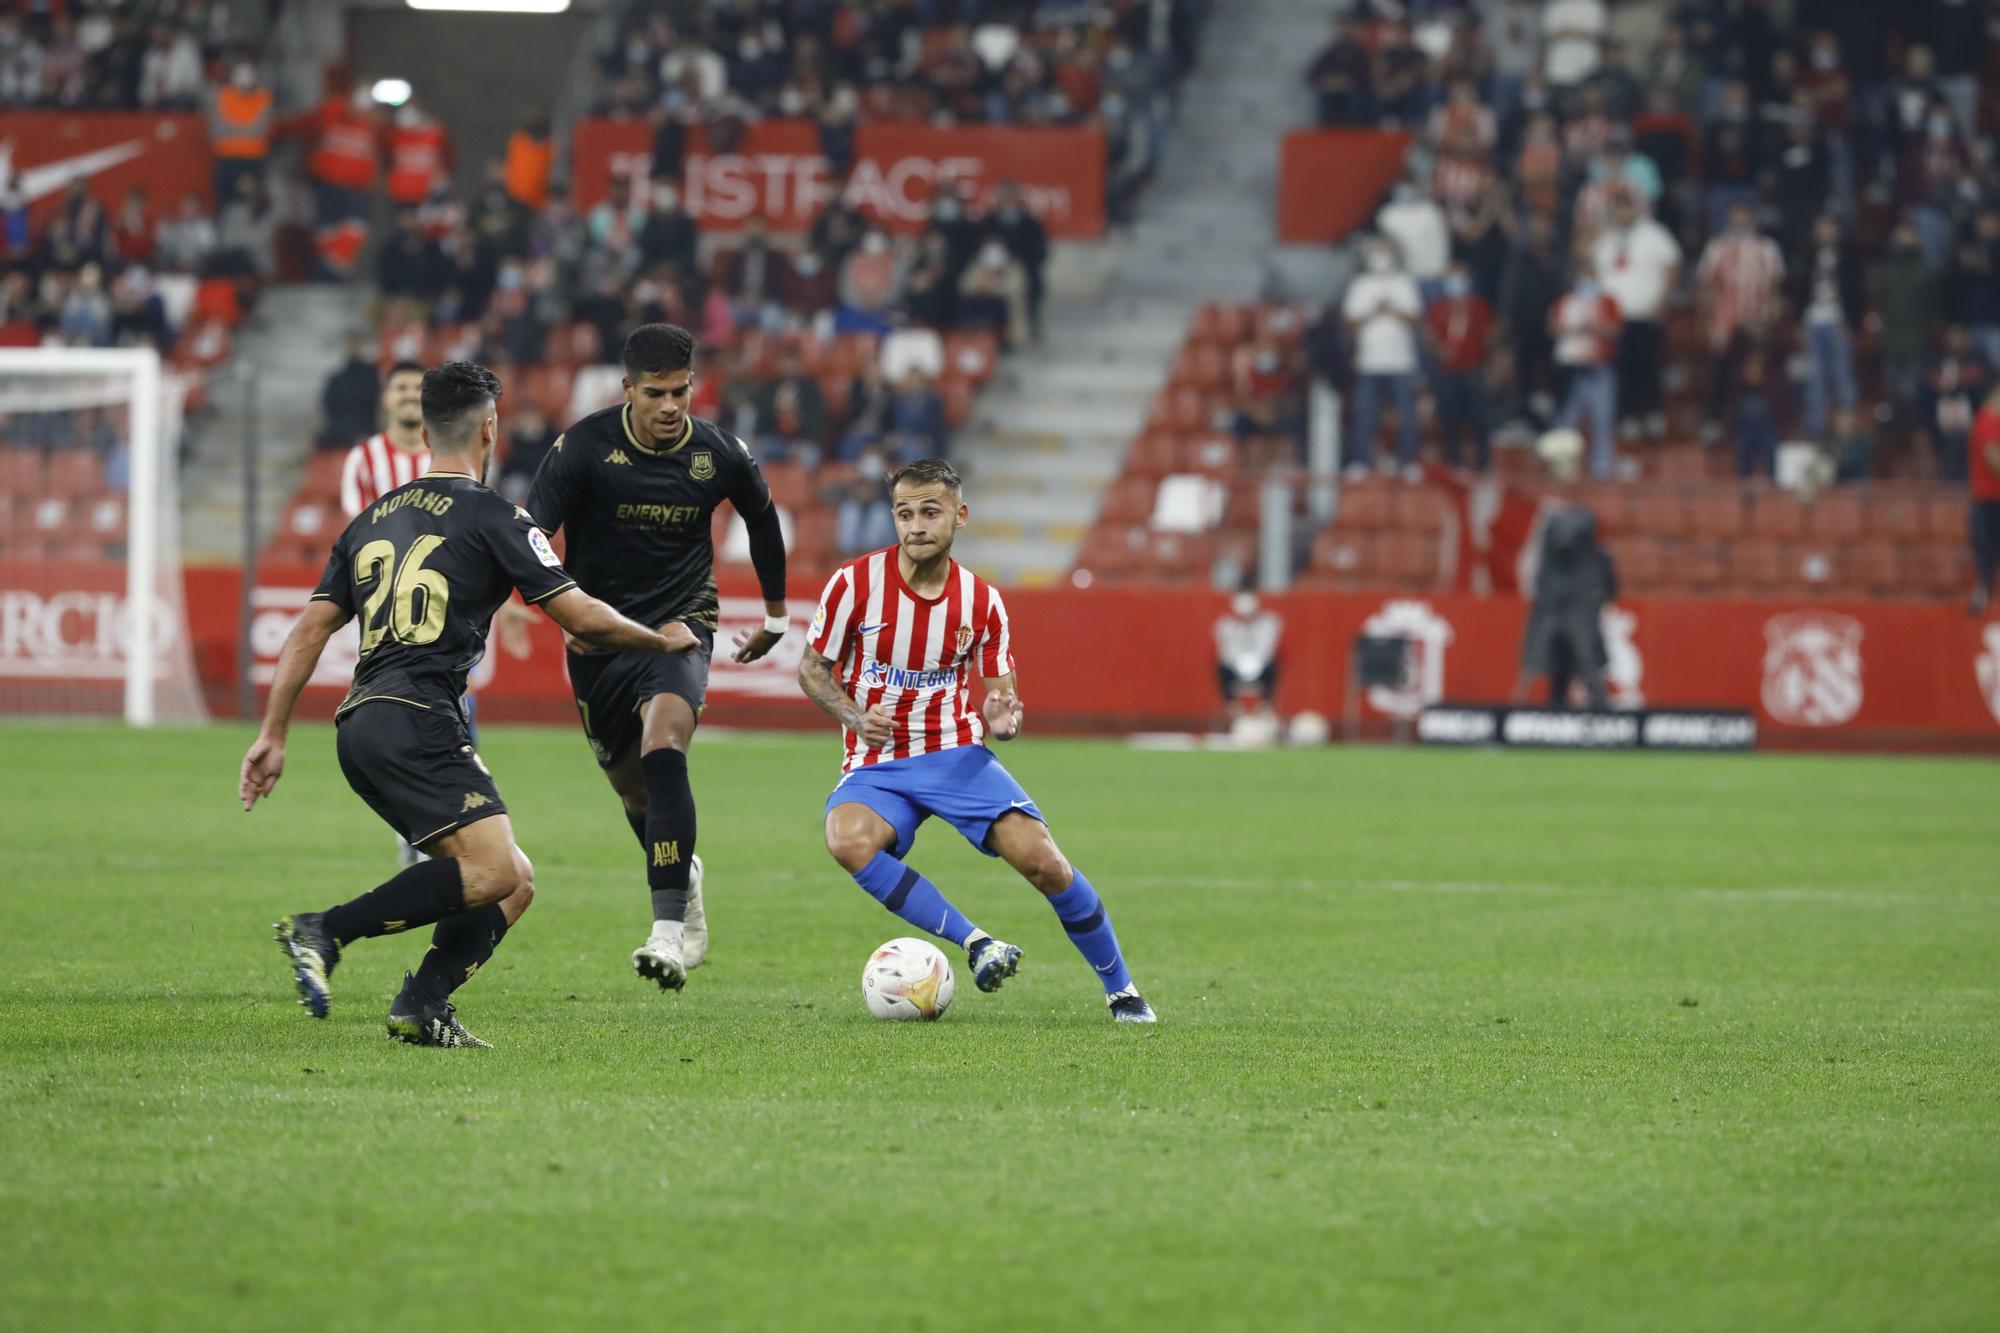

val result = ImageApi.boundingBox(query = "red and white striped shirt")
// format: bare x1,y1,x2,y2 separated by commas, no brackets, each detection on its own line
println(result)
1696,230,1784,350
809,548,1014,773
338,432,430,518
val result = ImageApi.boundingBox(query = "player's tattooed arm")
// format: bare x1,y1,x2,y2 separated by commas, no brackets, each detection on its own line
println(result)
539,587,699,655
241,599,350,811
799,649,894,747
982,671,1023,741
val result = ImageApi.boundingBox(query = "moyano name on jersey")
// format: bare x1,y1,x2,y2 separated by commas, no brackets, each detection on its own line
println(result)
811,548,1014,773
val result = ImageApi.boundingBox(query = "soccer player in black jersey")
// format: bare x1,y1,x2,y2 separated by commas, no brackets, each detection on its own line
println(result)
242,362,699,1047
520,323,789,991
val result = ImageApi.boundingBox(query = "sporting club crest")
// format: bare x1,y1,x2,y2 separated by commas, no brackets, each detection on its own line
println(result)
1359,599,1454,719
1976,624,2000,726
689,451,715,480
1760,611,1863,727
955,624,975,658
1601,605,1645,707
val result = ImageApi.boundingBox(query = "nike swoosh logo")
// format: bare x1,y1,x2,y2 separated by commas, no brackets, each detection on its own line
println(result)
1094,960,1119,973
857,622,887,634
0,137,151,206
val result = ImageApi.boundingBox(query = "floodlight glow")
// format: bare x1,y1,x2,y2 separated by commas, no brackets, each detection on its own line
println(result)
371,78,412,106
406,0,571,11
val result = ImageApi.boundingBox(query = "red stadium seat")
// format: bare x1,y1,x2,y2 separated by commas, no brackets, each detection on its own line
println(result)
1608,536,1667,593
1865,492,1924,541
1631,488,1690,537
1728,538,1786,595
1390,484,1453,532
1806,491,1866,541
943,332,999,384
1124,433,1186,478
1846,541,1903,597
1907,544,1967,597
0,448,45,493
1381,531,1442,588
1687,489,1745,538
1335,480,1394,532
940,377,976,428
1170,342,1229,392
1748,490,1807,538
1923,496,1968,543
45,452,103,499
1098,477,1156,526
1185,433,1238,475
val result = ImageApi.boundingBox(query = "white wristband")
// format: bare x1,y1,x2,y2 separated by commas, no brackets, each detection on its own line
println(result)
762,614,789,635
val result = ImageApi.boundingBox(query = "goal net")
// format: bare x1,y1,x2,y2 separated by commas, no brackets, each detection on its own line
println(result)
0,348,208,725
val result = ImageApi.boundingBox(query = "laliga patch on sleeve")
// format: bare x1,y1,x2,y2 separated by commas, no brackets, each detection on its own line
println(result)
528,527,562,568
811,604,827,637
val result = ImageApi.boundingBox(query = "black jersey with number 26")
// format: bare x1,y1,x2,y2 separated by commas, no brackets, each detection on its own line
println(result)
311,470,578,714
524,404,773,630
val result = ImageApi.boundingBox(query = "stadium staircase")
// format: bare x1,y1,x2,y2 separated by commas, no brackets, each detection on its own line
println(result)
182,286,366,562
952,0,1330,587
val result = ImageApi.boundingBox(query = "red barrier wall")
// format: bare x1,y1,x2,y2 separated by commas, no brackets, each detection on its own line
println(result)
1276,129,1412,244
162,564,2000,750
571,117,1105,237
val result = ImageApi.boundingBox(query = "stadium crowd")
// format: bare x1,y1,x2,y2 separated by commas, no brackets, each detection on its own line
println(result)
1309,0,2000,485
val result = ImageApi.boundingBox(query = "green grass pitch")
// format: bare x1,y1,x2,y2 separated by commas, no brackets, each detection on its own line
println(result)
1,722,1996,1331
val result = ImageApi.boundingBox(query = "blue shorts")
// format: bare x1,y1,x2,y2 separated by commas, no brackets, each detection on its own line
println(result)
824,746,1046,860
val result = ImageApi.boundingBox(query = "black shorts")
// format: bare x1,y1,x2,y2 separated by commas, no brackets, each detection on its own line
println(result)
335,700,507,847
565,624,715,769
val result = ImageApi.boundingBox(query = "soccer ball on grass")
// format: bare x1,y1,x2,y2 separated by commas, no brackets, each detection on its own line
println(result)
862,938,955,1020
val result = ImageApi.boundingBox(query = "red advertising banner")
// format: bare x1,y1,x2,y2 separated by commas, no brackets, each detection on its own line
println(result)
570,117,1105,238
165,563,2000,751
1276,128,1412,244
0,112,214,224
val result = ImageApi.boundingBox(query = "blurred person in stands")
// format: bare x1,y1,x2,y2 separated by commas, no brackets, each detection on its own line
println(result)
1895,98,1969,268
153,191,217,273
1542,0,1605,96
832,447,895,557
787,246,838,323
1378,179,1449,305
810,195,869,272
317,338,381,450
1696,201,1783,440
378,208,445,305
1587,38,1642,121
1702,81,1763,239
1919,325,1989,482
886,367,948,463
1101,87,1155,229
296,82,383,279
585,175,646,281
58,263,112,346
900,233,957,330
638,181,699,279
1878,219,1944,423
712,216,793,334
1501,213,1563,427
1305,11,1371,127
1770,102,1832,255
1549,252,1622,480
838,228,899,334
110,265,169,350
111,187,155,266
1514,505,1615,710
924,182,983,282
137,20,202,109
987,181,1048,339
1951,207,2000,374
499,402,559,506
1970,379,2000,615
1425,260,1495,472
1371,16,1425,128
1593,189,1680,442
503,112,553,214
1213,589,1281,727
1828,405,1875,482
1729,336,1783,480
217,174,273,280
386,97,451,209
957,239,1030,348
1791,213,1862,444
756,345,829,466
208,59,272,204
1342,234,1422,478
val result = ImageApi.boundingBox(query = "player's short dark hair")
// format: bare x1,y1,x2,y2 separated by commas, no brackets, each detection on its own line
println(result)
887,458,962,498
421,361,503,441
385,359,426,383
623,323,696,380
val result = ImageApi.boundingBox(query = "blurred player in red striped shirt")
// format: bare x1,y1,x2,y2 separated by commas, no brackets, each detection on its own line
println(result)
797,459,1154,1022
339,362,430,517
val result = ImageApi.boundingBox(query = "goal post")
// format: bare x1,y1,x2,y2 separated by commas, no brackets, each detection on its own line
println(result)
0,346,207,726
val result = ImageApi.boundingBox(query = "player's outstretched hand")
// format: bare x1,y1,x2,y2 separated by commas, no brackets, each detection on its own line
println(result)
659,621,701,654
730,626,783,664
983,688,1023,740
239,736,285,811
495,599,537,660
858,704,896,749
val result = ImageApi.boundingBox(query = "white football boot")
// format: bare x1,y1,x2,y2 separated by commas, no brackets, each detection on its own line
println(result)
682,854,707,969
631,920,686,991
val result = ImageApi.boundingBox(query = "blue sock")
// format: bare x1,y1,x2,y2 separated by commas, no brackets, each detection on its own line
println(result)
1046,868,1132,994
853,852,981,949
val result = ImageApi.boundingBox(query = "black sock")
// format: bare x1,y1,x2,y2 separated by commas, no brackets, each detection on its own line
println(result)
642,748,696,922
323,859,465,946
411,903,509,1000
624,806,647,852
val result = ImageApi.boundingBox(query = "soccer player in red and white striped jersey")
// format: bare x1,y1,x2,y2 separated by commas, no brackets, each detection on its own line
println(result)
795,459,1154,1022
338,361,430,519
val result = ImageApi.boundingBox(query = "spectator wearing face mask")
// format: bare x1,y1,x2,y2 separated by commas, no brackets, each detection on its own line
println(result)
838,229,899,334
1377,180,1450,303
1896,99,1969,268
1878,220,1943,419
986,181,1048,339
1214,590,1281,725
208,61,274,205
1424,263,1496,472
957,239,1029,348
1790,213,1862,443
1341,236,1423,477
1549,257,1622,479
